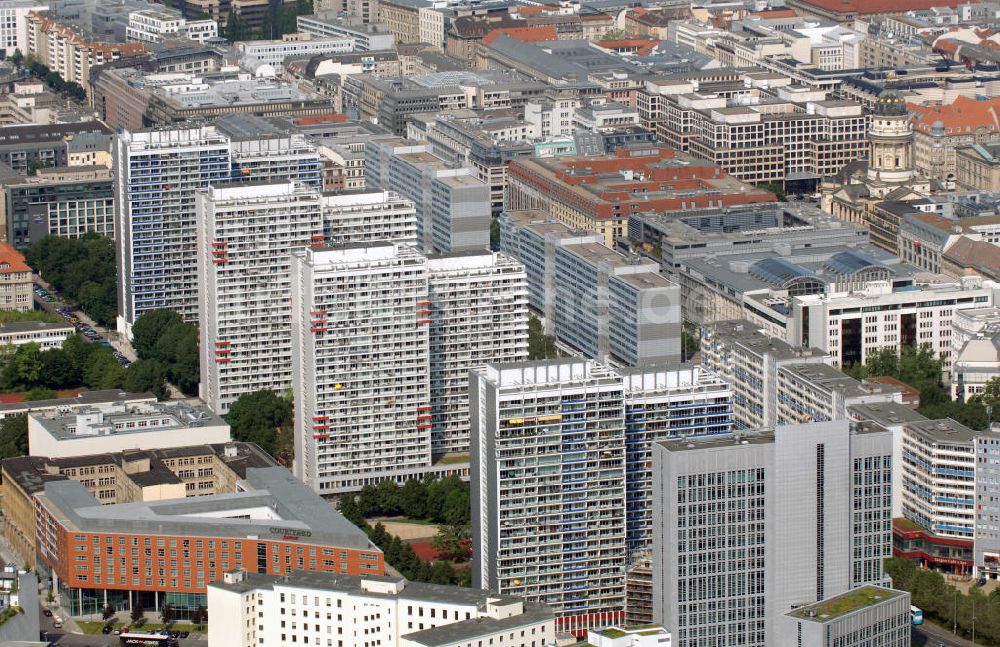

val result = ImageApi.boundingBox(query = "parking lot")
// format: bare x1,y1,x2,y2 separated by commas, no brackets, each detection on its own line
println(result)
32,282,131,369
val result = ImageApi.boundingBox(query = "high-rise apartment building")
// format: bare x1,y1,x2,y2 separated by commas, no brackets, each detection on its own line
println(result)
115,127,231,336
197,182,325,414
500,211,682,367
620,365,733,552
426,251,528,458
365,138,490,253
322,191,418,248
116,122,322,336
652,420,893,647
471,360,627,635
291,243,431,494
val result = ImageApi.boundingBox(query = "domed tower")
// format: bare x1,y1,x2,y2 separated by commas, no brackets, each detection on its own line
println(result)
867,89,915,190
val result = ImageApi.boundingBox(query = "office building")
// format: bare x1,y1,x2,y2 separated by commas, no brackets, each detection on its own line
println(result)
620,365,733,552
1,440,271,568
321,191,418,248
0,321,74,350
297,13,395,50
499,211,682,367
0,121,112,175
779,587,910,647
426,251,528,458
640,75,867,187
471,360,626,634
365,139,490,253
589,625,672,647
976,433,1000,581
0,242,32,312
652,420,893,647
30,467,382,617
197,182,325,415
208,571,556,647
116,123,322,336
506,147,776,247
126,9,216,43
0,0,44,56
236,37,354,68
1,165,114,249
26,400,230,459
290,243,431,494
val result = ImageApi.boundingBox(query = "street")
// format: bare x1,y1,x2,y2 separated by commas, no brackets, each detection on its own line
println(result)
915,619,981,647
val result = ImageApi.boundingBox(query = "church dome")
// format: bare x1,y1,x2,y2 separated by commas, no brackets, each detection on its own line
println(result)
874,89,908,116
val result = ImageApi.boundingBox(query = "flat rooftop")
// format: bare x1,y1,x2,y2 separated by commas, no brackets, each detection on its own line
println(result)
848,402,927,427
905,418,990,445
33,400,226,442
37,467,373,549
403,604,553,647
0,390,156,416
658,430,771,452
789,586,905,622
780,362,901,399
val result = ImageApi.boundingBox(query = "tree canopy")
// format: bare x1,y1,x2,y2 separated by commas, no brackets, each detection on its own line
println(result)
527,314,559,360
25,234,117,327
225,390,294,460
130,309,199,397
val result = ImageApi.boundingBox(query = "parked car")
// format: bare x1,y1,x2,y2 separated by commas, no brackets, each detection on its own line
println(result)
102,624,113,634
179,631,189,638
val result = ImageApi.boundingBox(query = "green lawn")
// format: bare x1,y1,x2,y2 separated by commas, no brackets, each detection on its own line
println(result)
435,454,469,465
381,517,436,525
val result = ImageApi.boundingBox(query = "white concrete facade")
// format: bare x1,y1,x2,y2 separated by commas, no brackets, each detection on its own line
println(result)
291,243,431,494
197,181,325,414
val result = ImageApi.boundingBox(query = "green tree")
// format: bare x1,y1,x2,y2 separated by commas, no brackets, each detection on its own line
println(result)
131,604,144,625
40,349,79,389
14,343,42,383
131,309,185,361
431,523,470,561
25,234,117,327
82,350,125,390
757,181,786,201
122,360,168,400
527,314,558,360
225,390,293,456
0,414,27,459
160,603,173,626
191,605,206,629
9,49,22,67
27,159,48,176
23,386,57,401
102,604,116,622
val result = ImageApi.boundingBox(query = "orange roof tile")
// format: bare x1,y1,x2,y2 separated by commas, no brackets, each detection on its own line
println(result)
515,6,544,15
482,25,558,44
908,95,1000,135
293,113,348,126
0,243,30,274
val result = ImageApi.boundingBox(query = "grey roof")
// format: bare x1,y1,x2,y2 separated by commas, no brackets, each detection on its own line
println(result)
0,389,156,415
780,363,901,399
905,418,998,445
37,467,373,549
849,402,928,427
658,430,774,452
402,604,553,647
0,321,75,334
33,400,226,442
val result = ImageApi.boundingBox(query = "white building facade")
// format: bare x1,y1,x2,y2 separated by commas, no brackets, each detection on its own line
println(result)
197,181,325,414
207,571,556,647
321,191,419,248
291,243,431,494
426,251,528,458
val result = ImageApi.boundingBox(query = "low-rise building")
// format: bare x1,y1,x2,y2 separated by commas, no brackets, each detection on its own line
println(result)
236,36,354,69
0,321,73,350
126,10,217,44
955,143,1000,191
0,389,155,420
29,466,383,616
589,624,671,647
1,165,114,249
0,242,33,312
26,400,231,459
297,13,396,51
780,587,910,647
209,571,555,647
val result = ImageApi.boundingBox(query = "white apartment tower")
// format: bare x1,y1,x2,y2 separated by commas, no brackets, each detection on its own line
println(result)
471,359,627,635
426,251,529,457
322,191,419,247
197,182,325,414
291,243,431,494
